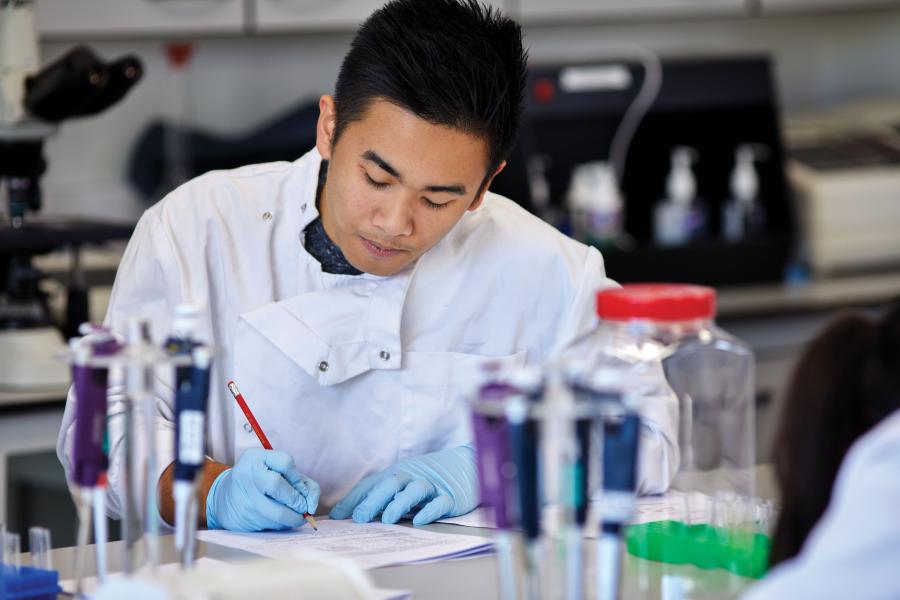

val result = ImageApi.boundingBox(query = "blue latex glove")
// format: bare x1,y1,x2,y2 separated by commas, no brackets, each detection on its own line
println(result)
206,448,320,532
330,444,478,526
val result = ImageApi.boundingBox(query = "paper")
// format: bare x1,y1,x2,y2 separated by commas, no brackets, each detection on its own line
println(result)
197,518,493,570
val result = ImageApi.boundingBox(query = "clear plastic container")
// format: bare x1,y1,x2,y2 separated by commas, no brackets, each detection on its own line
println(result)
576,284,768,578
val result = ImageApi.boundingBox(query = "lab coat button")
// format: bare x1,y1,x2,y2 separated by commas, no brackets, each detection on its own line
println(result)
243,423,252,433
301,203,308,212
262,211,273,221
318,360,329,372
379,351,391,361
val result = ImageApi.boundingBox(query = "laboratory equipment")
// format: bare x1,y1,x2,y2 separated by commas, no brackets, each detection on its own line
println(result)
787,105,900,275
597,401,641,600
566,162,624,248
0,0,140,393
564,366,640,600
722,145,768,242
505,368,544,600
491,55,791,285
125,317,165,572
0,526,61,600
70,325,122,590
164,304,212,568
653,146,706,247
588,284,766,579
62,317,196,576
471,374,519,600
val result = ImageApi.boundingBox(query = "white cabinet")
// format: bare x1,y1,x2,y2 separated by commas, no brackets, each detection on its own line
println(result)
510,0,746,23
252,0,507,33
252,0,384,32
36,0,245,38
757,0,900,13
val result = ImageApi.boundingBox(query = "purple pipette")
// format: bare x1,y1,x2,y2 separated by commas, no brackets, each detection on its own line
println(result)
72,329,120,488
472,380,519,530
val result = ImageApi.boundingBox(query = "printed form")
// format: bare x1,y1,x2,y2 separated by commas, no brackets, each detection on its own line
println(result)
197,518,493,570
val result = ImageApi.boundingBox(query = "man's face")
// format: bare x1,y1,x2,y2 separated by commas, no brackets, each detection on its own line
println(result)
315,96,504,276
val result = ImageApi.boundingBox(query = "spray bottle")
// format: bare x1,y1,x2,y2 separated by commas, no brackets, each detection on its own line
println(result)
723,144,767,241
653,147,706,247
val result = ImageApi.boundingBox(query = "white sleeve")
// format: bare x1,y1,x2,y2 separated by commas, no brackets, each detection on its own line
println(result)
553,246,679,495
56,208,182,519
742,411,900,600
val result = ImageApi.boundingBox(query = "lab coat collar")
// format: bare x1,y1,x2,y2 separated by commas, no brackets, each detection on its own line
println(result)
239,147,418,386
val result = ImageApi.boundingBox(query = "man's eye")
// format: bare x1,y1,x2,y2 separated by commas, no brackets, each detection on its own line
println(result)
423,197,449,210
364,172,390,189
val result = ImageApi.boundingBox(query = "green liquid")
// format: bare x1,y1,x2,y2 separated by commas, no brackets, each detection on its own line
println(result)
625,520,770,579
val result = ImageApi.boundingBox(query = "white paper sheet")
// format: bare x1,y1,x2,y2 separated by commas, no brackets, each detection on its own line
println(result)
197,518,493,570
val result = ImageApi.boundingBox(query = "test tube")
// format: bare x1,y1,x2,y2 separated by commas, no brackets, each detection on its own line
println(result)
2,530,21,571
29,527,52,570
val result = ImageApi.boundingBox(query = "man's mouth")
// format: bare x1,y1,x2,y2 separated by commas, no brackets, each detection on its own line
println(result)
359,236,408,259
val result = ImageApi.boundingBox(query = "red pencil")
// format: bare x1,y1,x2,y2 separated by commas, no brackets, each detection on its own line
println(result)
226,380,318,530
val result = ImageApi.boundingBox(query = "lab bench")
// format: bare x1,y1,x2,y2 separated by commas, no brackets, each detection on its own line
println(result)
18,516,771,599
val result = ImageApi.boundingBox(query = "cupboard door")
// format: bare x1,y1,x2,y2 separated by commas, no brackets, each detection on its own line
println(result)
36,0,245,38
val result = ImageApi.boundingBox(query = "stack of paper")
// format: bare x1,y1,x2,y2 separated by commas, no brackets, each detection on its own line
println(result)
197,518,493,570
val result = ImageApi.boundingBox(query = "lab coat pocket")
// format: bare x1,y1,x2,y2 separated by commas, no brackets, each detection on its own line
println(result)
399,349,527,458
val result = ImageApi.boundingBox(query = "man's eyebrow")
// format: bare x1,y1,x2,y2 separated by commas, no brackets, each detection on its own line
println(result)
362,149,468,196
424,184,467,196
362,150,401,180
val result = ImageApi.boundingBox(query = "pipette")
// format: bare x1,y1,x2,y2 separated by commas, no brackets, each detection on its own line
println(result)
471,375,519,600
70,325,121,590
596,401,641,600
506,367,543,600
164,304,212,568
125,317,161,571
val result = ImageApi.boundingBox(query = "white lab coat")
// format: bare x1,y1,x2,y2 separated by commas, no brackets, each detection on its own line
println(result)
57,148,678,514
744,408,900,600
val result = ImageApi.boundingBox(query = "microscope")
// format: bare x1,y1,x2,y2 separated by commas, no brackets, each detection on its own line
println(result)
0,0,142,391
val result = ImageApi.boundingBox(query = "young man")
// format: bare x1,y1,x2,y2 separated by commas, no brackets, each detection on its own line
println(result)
58,0,678,531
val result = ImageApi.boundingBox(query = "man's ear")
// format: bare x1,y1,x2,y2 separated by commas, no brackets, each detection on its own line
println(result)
316,95,337,160
468,160,507,212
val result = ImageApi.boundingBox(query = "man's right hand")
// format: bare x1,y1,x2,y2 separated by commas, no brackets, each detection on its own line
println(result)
205,448,320,532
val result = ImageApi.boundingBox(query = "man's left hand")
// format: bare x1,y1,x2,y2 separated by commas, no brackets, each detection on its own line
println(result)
330,445,478,526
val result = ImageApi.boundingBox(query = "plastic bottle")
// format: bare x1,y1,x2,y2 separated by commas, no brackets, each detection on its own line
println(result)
576,284,767,579
567,162,623,248
653,147,706,247
723,145,767,241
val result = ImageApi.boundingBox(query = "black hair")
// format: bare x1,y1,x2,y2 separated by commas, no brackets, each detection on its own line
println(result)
332,0,527,181
768,302,900,567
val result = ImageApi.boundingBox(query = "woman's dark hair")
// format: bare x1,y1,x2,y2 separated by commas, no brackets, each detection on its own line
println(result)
769,302,900,566
332,0,527,180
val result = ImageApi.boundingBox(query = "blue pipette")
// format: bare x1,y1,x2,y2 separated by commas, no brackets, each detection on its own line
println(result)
506,368,543,600
597,403,641,600
164,304,211,568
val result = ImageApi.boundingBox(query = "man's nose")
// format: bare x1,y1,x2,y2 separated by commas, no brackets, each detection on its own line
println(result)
372,194,414,238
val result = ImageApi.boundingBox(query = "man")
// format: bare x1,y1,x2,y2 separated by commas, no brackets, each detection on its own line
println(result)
58,0,678,532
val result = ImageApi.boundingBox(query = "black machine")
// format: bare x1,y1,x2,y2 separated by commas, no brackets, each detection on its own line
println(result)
1,45,142,337
491,55,794,286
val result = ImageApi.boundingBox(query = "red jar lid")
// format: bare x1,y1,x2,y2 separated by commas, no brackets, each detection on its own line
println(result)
596,284,716,321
